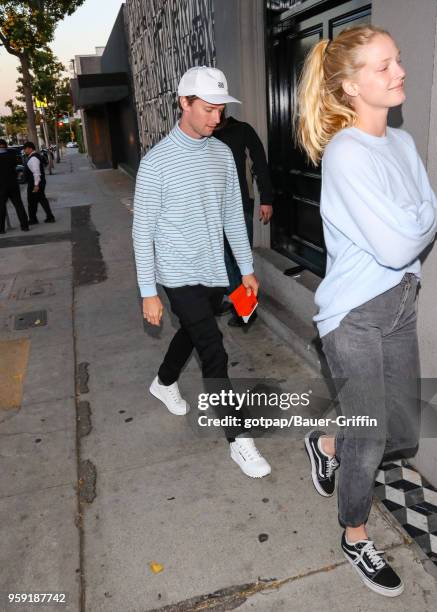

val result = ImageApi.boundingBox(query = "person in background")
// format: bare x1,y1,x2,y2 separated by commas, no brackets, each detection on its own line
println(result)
214,113,273,326
0,139,29,234
23,141,55,225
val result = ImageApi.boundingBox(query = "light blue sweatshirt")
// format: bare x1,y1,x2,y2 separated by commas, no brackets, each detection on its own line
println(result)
314,126,437,337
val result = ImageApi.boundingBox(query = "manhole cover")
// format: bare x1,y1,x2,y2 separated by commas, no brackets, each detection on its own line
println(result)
16,282,54,300
14,310,47,330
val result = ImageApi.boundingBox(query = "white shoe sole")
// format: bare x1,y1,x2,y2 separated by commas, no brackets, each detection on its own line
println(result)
342,550,404,597
149,379,190,416
304,432,333,497
230,448,271,478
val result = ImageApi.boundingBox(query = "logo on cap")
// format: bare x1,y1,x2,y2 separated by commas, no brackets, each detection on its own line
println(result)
217,82,224,88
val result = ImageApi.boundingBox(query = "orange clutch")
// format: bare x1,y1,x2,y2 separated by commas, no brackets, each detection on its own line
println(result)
229,284,258,323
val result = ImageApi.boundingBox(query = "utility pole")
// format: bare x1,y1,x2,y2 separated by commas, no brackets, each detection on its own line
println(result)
68,110,74,142
41,110,49,148
54,117,61,162
35,96,54,174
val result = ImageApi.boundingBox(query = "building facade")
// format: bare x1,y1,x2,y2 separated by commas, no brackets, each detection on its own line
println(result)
126,0,215,152
71,6,140,175
124,0,437,487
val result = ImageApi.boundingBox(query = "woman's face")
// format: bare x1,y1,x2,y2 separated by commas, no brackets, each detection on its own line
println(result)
345,34,406,111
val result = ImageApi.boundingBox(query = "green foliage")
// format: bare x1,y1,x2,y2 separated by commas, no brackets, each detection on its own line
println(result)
17,47,63,101
0,1,86,57
74,119,85,153
0,1,85,142
57,120,72,145
0,98,27,140
16,46,73,118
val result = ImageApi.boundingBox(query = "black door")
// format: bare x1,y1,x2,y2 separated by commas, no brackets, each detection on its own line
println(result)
267,0,371,276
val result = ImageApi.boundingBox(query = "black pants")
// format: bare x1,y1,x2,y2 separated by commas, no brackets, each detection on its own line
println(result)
158,284,249,441
27,181,54,222
0,184,29,232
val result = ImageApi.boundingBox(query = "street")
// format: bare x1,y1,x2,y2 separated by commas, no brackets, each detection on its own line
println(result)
1,151,436,612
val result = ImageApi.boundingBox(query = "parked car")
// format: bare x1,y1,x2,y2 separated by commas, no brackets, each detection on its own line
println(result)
66,141,78,148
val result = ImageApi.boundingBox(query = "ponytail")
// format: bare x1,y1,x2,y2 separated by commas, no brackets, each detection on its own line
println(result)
296,25,389,166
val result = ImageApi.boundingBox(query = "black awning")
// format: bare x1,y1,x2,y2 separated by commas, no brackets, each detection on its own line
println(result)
71,72,129,109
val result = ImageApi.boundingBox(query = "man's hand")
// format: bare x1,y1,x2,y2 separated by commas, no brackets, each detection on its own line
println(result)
142,296,164,326
259,204,273,224
242,273,259,297
32,185,40,193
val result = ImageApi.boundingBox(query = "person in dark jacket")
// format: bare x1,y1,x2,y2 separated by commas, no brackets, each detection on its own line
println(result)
214,115,273,326
0,139,29,234
23,141,55,224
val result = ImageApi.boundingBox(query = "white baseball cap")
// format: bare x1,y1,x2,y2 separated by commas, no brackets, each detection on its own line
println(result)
177,66,241,104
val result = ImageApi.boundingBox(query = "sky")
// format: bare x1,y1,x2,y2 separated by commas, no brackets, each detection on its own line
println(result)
0,0,125,115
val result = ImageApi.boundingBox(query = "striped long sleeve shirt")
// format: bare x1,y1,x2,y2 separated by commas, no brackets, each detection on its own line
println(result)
132,123,254,297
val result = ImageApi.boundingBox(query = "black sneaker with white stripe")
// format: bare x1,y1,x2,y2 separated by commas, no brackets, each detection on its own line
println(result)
341,532,404,597
304,430,339,496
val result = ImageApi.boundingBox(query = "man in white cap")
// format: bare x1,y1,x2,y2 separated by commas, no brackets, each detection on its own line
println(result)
132,66,271,478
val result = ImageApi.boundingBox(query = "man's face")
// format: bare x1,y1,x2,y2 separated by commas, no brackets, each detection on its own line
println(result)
23,147,32,156
181,98,225,138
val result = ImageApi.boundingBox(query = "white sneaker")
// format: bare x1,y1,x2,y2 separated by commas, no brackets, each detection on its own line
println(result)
149,376,190,415
230,437,271,478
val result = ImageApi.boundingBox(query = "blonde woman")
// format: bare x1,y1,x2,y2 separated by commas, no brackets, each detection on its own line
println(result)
297,26,437,596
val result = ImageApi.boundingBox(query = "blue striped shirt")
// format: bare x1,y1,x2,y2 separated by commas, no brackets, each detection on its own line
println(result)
132,123,253,297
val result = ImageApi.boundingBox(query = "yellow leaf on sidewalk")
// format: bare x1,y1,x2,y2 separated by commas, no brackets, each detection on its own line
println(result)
149,561,164,574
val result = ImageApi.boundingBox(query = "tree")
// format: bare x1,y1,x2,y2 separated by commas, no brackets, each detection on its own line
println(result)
0,0,85,146
16,46,73,159
1,98,27,142
51,75,75,160
17,46,65,107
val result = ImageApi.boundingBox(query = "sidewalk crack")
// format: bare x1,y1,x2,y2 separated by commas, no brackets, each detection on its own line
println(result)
147,544,409,612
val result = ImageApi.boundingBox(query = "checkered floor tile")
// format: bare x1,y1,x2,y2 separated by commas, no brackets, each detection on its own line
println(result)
375,460,437,565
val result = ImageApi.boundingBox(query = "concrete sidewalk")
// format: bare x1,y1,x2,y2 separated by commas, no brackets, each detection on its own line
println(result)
0,151,436,612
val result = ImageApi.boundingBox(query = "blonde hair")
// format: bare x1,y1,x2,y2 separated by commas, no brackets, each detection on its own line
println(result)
296,25,390,165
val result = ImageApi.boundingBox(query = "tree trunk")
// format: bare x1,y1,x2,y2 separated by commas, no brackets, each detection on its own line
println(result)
42,114,49,148
41,114,54,174
20,53,39,147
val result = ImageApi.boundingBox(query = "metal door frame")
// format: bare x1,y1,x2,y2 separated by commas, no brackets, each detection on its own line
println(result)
265,0,372,276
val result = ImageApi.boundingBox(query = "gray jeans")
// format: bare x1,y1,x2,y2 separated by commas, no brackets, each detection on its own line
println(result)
321,273,420,527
